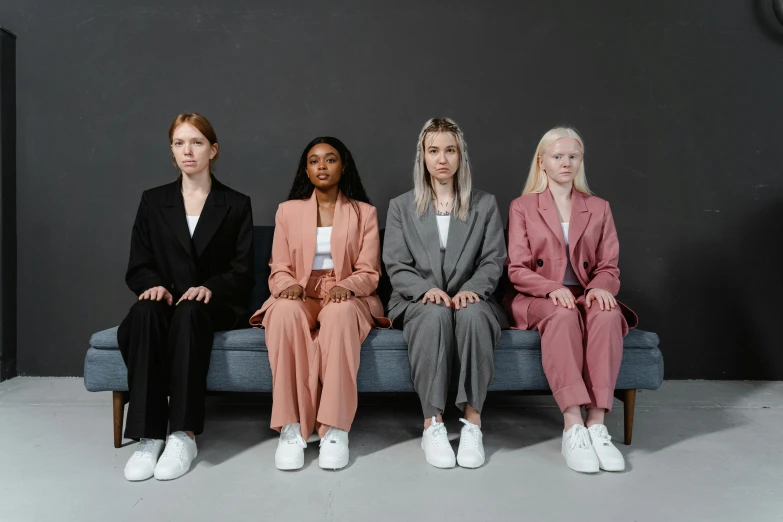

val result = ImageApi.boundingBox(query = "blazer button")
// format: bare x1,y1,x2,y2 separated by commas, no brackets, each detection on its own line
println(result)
583,262,588,269
537,259,544,267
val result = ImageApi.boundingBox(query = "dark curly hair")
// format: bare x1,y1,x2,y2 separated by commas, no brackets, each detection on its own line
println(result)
286,137,372,206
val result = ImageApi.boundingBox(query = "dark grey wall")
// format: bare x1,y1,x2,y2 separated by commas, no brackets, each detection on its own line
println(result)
0,1,781,378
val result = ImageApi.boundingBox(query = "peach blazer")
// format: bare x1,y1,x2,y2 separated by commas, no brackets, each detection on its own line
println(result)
504,189,638,330
250,192,389,327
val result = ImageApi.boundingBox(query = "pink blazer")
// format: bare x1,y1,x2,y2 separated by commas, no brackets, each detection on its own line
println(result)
503,189,638,330
249,192,389,327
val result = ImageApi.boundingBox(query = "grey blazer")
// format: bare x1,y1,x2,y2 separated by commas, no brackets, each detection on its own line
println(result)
383,189,508,326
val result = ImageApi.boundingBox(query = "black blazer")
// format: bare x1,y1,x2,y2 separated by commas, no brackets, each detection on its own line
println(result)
126,177,255,324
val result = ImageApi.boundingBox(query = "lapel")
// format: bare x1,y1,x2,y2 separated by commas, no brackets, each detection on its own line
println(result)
162,180,195,258
568,189,591,249
442,204,477,283
331,192,351,281
300,193,318,284
411,200,444,289
537,190,566,247
192,178,231,259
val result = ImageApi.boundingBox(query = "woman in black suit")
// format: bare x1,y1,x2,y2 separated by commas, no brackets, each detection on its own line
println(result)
119,113,254,482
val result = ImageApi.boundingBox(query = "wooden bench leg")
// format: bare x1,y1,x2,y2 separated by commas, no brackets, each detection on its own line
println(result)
113,391,126,448
613,389,637,445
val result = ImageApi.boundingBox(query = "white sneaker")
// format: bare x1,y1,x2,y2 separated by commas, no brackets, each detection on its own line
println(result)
275,422,307,471
561,424,599,473
153,431,198,480
124,438,164,481
456,418,485,468
421,417,456,468
588,424,625,471
319,427,349,470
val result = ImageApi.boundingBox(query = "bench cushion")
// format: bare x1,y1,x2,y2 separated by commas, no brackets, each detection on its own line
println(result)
84,327,663,393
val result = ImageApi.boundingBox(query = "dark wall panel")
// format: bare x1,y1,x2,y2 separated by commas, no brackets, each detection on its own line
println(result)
0,27,17,381
0,1,781,377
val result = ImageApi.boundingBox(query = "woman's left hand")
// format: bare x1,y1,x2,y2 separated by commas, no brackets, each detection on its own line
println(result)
329,286,352,303
177,286,213,305
453,291,481,310
586,288,616,311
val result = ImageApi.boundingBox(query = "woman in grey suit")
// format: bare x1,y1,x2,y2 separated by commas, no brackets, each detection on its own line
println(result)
383,118,507,469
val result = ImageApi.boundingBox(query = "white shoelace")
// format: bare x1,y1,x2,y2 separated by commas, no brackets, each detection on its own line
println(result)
280,423,307,448
161,433,187,459
131,438,157,459
568,426,593,451
458,418,481,450
319,428,343,448
427,417,449,450
589,425,613,447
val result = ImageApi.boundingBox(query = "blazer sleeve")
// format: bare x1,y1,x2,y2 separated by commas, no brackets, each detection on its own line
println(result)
125,192,166,296
267,204,301,297
585,201,621,296
382,198,433,301
506,198,564,298
338,206,381,297
458,195,507,298
202,196,255,301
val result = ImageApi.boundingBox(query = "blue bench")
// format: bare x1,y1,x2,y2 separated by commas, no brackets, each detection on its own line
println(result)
84,227,663,447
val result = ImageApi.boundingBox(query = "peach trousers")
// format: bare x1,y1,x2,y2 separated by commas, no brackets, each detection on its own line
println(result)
526,286,629,413
262,270,374,439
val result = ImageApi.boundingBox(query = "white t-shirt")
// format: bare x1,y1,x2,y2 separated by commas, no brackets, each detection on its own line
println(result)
561,223,579,285
186,215,199,238
313,227,334,270
436,215,450,250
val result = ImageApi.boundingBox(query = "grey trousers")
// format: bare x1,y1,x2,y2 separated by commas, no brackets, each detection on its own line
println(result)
402,300,502,418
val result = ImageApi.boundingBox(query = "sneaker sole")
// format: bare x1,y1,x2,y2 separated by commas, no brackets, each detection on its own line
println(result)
598,461,625,472
564,457,600,474
276,457,305,471
425,456,456,468
154,471,188,481
457,456,485,469
318,455,348,470
124,472,154,481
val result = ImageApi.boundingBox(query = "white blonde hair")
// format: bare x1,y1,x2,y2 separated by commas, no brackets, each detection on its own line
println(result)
522,127,591,195
413,117,472,221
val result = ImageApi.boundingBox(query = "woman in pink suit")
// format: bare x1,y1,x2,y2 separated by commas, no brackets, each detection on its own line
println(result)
249,137,388,471
504,127,638,474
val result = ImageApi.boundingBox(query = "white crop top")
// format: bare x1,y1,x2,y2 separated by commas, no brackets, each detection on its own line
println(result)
313,227,334,270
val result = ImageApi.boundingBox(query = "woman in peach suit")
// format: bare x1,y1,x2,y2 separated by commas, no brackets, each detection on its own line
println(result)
504,127,638,474
249,137,387,471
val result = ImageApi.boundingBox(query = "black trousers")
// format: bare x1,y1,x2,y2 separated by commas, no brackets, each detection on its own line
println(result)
118,299,237,440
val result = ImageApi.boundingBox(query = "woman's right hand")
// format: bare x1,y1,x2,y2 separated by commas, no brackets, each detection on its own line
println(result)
139,286,173,306
548,287,576,309
280,284,305,300
422,288,452,307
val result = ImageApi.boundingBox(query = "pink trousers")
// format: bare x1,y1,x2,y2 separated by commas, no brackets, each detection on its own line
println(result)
526,286,629,412
262,270,374,439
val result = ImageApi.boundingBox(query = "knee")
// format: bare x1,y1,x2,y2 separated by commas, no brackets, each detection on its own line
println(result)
319,301,356,324
549,305,581,328
172,299,209,322
267,299,308,328
421,304,454,328
127,299,170,319
454,302,491,327
587,306,623,329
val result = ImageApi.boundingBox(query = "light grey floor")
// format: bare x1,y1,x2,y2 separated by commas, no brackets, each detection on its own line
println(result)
1,378,782,522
